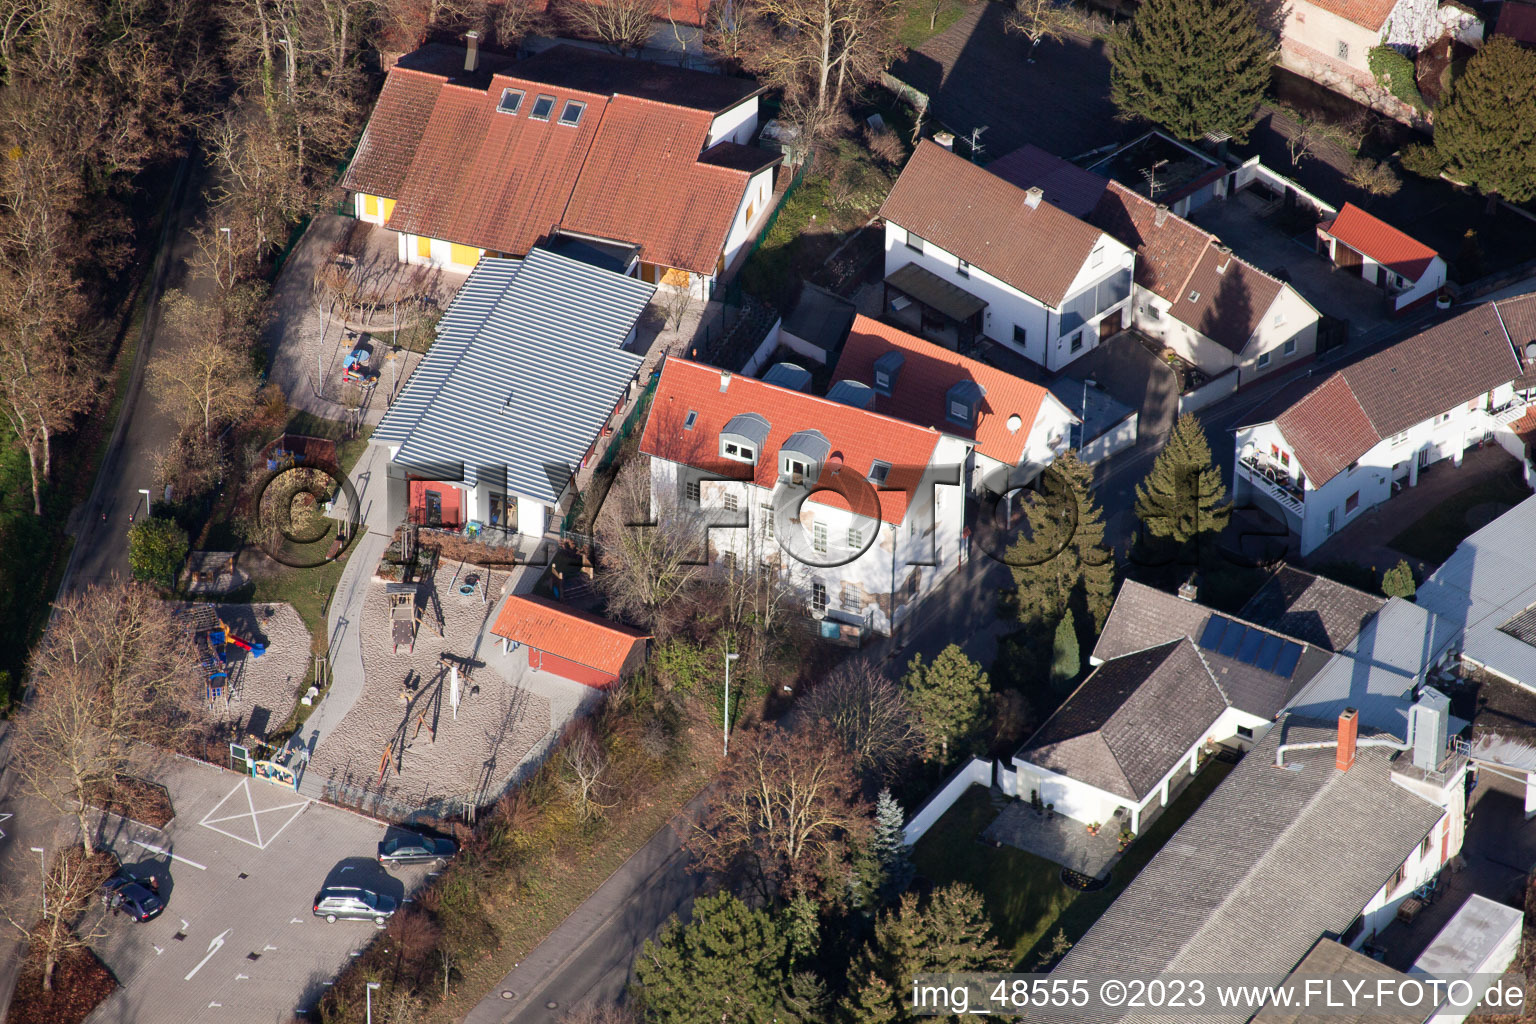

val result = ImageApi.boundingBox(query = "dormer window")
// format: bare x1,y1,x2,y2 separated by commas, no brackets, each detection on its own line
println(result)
560,100,586,126
721,412,769,464
780,429,831,484
786,459,809,484
530,94,556,121
872,350,905,397
948,400,968,420
497,89,524,115
944,379,986,429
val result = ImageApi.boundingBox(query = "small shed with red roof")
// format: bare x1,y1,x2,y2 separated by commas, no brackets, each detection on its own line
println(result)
491,595,650,688
1317,203,1446,315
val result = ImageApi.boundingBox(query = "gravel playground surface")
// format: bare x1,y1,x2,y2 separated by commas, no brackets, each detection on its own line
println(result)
195,603,312,740
305,562,553,814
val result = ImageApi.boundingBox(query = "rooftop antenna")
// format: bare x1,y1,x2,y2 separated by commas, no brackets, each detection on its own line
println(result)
965,125,988,163
1141,158,1170,198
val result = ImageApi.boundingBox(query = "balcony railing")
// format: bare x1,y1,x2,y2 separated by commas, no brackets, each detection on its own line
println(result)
1492,400,1530,427
1237,456,1305,518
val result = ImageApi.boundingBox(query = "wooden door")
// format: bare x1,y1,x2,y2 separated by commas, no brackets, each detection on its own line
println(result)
1099,308,1124,340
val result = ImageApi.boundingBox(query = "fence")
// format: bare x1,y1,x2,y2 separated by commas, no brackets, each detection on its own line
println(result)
562,373,660,535
1177,367,1240,415
903,756,995,845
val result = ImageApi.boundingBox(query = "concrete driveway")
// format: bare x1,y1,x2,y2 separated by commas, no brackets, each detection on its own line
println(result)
84,754,434,1024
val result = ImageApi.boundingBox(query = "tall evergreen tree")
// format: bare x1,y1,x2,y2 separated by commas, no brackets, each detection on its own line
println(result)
842,884,1007,1022
870,790,914,903
1431,36,1536,205
1134,414,1231,548
902,645,989,762
1007,451,1116,630
1108,0,1276,142
635,891,793,1023
1051,608,1081,690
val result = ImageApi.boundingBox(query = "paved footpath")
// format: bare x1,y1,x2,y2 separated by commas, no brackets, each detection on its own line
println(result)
462,790,710,1024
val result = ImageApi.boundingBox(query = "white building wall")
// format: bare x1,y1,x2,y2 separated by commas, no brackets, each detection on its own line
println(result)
1236,287,1321,383
708,96,760,147
1393,256,1448,313
721,166,778,271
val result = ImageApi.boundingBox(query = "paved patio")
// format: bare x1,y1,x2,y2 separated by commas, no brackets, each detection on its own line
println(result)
984,802,1124,878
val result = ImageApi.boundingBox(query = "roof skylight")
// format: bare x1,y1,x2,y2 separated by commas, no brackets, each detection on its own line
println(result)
497,88,524,115
530,94,556,121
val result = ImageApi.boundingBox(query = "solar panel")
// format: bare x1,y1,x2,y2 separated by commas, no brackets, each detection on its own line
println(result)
1237,628,1265,664
1199,616,1229,651
1219,621,1247,657
1255,633,1285,672
1274,642,1303,678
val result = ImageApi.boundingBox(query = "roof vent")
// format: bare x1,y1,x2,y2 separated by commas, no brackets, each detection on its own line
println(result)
1024,186,1044,210
1006,413,1023,433
464,30,480,73
719,370,731,393
1155,203,1170,227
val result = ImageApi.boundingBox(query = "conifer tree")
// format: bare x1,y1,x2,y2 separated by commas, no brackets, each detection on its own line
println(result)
902,645,989,762
1051,608,1081,690
1007,451,1116,630
1382,560,1417,599
1109,0,1276,142
635,891,791,1023
1430,36,1536,205
870,789,914,903
1134,414,1231,548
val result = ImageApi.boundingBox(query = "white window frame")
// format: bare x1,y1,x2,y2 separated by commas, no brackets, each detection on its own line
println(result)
1283,338,1297,356
1257,352,1272,369
811,582,828,614
685,479,701,504
847,525,863,549
813,521,828,554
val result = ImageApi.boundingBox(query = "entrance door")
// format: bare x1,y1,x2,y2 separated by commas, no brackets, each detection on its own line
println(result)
423,489,443,527
1418,447,1431,469
489,493,518,533
1099,308,1124,340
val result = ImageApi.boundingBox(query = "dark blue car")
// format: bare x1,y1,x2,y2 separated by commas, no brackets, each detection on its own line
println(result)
102,875,165,922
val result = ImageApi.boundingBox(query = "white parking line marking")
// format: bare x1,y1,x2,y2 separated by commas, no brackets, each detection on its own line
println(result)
131,840,208,870
185,928,229,981
198,780,311,850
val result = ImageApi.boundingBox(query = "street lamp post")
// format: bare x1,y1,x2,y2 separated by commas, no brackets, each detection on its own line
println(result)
723,650,739,757
218,226,232,285
366,981,380,1024
138,488,151,519
29,847,45,915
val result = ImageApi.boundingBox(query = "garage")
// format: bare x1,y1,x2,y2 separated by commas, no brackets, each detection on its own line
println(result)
490,594,649,688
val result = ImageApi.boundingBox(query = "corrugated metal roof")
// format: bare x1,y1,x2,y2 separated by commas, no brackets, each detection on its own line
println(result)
376,250,653,503
1418,493,1536,689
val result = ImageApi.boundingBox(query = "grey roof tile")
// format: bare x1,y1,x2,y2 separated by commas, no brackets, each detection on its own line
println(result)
1240,564,1387,652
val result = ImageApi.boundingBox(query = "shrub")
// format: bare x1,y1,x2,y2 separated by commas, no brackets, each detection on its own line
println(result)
1399,142,1444,179
1367,46,1426,111
127,517,188,587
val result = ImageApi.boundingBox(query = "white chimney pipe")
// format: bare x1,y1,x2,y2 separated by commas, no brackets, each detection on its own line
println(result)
1024,186,1044,210
465,30,480,73
1155,204,1170,227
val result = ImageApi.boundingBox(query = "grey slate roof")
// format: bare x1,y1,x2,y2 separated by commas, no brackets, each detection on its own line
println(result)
1016,639,1229,801
374,250,653,504
1253,939,1419,1024
1417,494,1536,691
1093,580,1327,718
1285,597,1462,740
1240,564,1386,652
1055,717,1447,1021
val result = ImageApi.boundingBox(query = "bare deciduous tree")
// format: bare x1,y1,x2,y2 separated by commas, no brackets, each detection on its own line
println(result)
687,722,869,897
148,291,261,439
594,459,709,634
743,0,902,116
1345,157,1402,199
560,1004,640,1024
12,659,114,852
1,845,111,991
1005,0,1081,61
798,661,917,781
557,720,616,820
559,0,656,55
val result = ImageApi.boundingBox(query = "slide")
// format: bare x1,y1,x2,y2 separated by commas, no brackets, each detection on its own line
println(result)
226,634,266,658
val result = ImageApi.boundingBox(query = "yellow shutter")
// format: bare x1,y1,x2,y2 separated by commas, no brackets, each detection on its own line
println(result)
416,236,432,259
381,198,396,223
363,194,379,217
661,267,690,288
449,243,481,267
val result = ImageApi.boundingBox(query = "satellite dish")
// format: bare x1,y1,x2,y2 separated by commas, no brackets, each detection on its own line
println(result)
1006,414,1023,433
1526,341,1536,361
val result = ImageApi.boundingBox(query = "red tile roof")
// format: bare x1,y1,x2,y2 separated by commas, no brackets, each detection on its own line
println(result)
343,46,775,274
880,140,1108,308
1295,0,1397,31
1178,245,1286,354
832,316,1063,465
490,595,649,677
1263,301,1524,482
1324,203,1441,283
639,357,943,524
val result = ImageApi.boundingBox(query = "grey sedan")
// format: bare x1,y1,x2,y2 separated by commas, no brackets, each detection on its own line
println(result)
312,886,397,925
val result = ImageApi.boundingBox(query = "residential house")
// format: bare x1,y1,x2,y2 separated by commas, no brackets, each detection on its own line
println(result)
1252,938,1432,1024
1051,709,1469,1019
829,315,1078,496
1090,179,1322,386
878,140,1135,370
373,249,655,542
1279,0,1483,117
991,143,1321,386
1238,562,1388,651
638,356,970,637
490,594,650,688
343,42,779,296
1234,298,1528,556
1046,375,1139,466
1319,203,1447,315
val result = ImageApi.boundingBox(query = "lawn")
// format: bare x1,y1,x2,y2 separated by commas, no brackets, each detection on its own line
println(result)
898,0,972,49
911,759,1234,966
1388,466,1531,564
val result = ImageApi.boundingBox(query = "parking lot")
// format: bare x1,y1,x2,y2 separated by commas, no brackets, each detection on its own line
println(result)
85,755,435,1024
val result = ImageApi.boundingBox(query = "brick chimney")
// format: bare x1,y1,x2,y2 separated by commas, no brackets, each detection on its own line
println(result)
464,30,480,73
1155,203,1170,227
1024,186,1044,209
1336,707,1359,772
